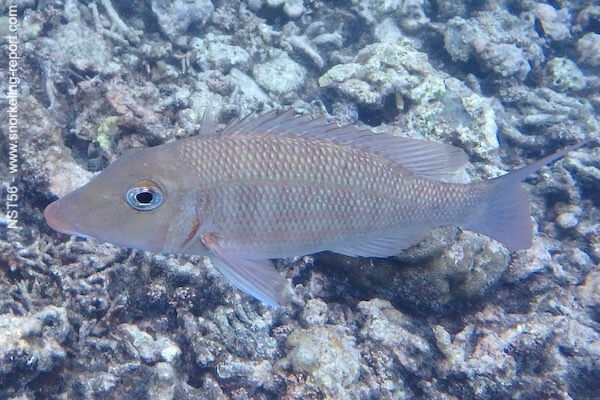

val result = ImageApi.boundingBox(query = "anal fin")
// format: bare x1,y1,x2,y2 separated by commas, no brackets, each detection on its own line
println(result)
330,229,427,258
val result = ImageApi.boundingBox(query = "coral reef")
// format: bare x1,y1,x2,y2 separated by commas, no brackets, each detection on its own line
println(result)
0,0,598,399
151,0,214,40
317,227,510,314
248,0,306,19
442,10,544,81
577,32,600,67
253,50,307,95
319,39,504,161
281,325,361,398
0,307,69,392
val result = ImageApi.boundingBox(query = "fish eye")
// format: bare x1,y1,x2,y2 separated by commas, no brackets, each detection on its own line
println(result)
126,180,164,211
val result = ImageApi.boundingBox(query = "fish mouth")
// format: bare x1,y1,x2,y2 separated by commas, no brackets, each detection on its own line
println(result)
44,200,81,236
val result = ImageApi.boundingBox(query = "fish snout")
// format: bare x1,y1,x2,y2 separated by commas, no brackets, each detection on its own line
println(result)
44,200,79,235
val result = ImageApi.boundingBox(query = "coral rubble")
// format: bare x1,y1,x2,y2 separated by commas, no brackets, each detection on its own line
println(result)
0,0,598,399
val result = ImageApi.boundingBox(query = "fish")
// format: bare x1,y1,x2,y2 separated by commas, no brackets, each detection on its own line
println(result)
44,110,590,307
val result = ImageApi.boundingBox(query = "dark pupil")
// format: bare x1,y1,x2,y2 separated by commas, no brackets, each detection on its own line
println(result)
136,191,153,204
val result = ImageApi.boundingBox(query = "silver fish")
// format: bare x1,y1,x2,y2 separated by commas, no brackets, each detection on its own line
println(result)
44,110,588,306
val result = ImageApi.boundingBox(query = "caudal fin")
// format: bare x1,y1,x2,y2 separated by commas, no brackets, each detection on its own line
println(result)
466,180,533,250
465,141,590,250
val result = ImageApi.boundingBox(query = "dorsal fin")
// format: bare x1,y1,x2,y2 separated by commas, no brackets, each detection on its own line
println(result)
123,146,145,155
221,109,468,181
198,107,218,137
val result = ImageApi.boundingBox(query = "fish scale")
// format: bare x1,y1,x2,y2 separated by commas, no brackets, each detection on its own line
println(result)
179,134,478,257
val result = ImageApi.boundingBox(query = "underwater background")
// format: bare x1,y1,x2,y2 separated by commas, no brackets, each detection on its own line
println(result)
0,0,599,399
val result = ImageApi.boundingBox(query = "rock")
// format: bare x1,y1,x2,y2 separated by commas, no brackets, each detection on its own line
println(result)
177,79,226,135
0,307,69,388
216,356,274,389
454,84,500,158
282,0,305,18
281,21,343,70
578,270,600,323
433,0,468,20
183,304,278,369
191,34,251,73
75,372,118,398
444,16,479,62
444,10,544,80
350,0,429,31
320,40,501,160
531,4,571,41
577,32,600,67
318,227,510,313
554,202,582,230
339,79,382,105
319,39,433,108
120,324,181,364
283,325,361,398
357,299,431,374
249,0,306,18
34,21,118,75
300,298,328,327
228,68,271,109
148,363,176,400
544,57,586,92
21,10,44,41
431,302,600,399
556,212,579,229
318,63,362,87
151,0,214,40
63,0,81,21
475,41,531,80
433,321,518,396
574,5,600,34
407,74,501,161
253,52,306,95
316,297,430,397
45,146,94,198
496,84,596,148
7,395,34,400
570,248,592,269
374,17,403,42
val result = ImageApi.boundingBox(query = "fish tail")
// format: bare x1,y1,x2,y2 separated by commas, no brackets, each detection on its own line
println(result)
465,141,590,250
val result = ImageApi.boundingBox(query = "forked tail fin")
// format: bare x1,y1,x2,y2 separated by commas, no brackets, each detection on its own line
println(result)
465,141,590,250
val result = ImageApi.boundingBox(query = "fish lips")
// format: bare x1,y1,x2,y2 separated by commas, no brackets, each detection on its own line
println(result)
44,193,167,251
44,198,95,239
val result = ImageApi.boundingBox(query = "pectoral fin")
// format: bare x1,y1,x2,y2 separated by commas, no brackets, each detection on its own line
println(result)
202,234,292,307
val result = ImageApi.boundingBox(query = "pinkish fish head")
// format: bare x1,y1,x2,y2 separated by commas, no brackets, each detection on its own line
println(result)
44,148,180,252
